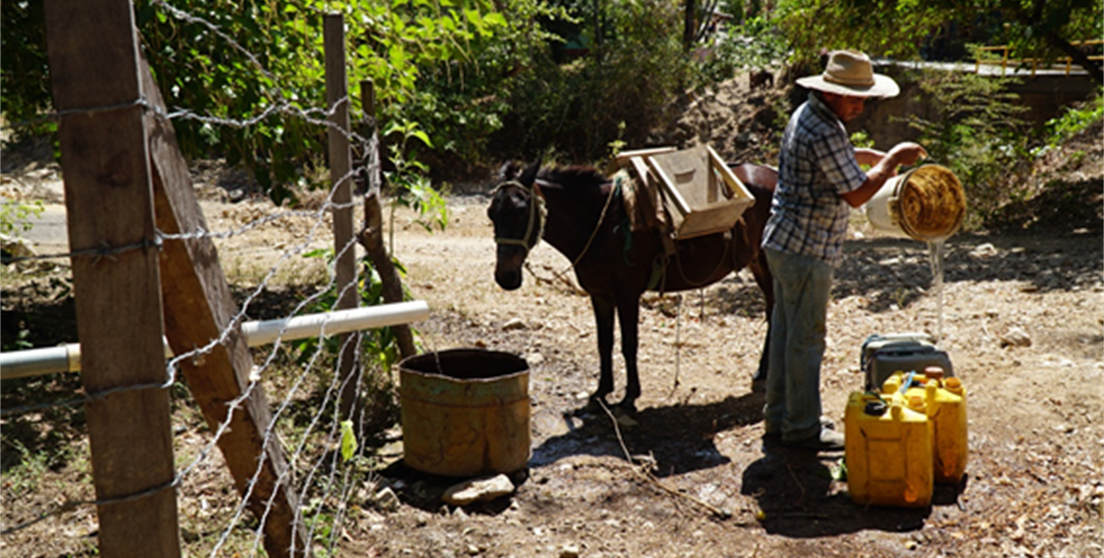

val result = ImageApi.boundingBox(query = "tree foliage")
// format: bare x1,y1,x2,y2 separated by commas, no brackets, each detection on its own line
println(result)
773,0,1103,83
902,69,1032,226
4,0,1099,203
2,0,524,202
0,0,698,198
489,0,693,164
1,1,53,140
135,0,516,203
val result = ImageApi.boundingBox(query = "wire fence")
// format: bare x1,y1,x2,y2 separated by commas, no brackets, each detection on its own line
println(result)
0,2,402,556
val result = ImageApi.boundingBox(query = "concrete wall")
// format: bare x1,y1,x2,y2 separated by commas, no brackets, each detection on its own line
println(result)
843,65,1097,149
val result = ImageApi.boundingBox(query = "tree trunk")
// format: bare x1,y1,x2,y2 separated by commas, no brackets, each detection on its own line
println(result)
683,0,697,52
1013,1,1103,85
694,0,720,44
358,80,416,360
359,191,417,359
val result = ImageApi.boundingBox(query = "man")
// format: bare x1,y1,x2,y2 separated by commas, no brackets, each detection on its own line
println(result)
761,50,928,451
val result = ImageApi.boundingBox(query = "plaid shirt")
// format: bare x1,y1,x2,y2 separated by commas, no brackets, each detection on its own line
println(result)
762,92,867,267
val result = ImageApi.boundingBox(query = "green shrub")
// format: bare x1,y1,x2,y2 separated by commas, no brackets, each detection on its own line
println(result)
0,200,43,238
488,0,691,165
695,15,788,88
902,69,1031,228
1035,91,1104,156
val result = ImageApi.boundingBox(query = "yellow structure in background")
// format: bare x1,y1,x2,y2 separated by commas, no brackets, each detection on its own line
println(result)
975,40,1104,76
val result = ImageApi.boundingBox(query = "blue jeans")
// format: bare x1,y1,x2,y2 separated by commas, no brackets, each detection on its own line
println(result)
763,248,833,441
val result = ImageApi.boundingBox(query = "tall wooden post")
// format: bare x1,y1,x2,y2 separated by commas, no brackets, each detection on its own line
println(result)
325,13,361,420
140,51,311,557
43,1,180,557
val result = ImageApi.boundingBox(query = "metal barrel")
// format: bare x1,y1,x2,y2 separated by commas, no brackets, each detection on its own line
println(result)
399,348,530,477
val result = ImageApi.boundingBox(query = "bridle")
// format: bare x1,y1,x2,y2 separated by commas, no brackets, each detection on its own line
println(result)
493,180,546,255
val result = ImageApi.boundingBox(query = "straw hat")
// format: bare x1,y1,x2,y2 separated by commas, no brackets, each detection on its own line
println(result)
797,50,900,98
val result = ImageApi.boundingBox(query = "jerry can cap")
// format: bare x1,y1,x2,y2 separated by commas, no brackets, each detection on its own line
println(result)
924,366,945,380
864,399,888,416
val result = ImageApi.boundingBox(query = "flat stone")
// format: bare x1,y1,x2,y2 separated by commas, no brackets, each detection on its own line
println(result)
374,487,400,513
442,474,515,506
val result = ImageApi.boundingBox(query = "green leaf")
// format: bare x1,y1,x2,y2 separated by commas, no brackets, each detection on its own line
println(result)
830,458,848,481
409,129,433,147
303,247,333,260
340,419,358,462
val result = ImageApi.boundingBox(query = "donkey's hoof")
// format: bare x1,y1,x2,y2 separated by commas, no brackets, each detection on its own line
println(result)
612,407,639,427
584,394,610,413
615,399,638,416
750,379,767,393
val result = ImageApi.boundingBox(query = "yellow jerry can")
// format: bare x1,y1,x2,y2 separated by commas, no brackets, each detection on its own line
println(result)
881,369,968,484
845,391,934,508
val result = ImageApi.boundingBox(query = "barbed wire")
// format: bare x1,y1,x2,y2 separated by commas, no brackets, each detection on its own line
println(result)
180,232,365,556
0,91,368,150
1,473,181,536
2,183,360,267
0,396,86,419
1,0,398,555
1,188,368,536
0,236,162,266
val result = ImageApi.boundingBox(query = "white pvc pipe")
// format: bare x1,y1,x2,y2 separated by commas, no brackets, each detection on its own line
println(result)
0,300,430,380
0,345,82,381
242,301,429,346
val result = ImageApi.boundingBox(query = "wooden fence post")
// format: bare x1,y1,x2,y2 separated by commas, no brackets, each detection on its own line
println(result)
138,50,312,558
43,1,181,557
324,13,361,420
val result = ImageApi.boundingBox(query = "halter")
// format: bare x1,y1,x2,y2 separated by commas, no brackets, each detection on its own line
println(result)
493,180,546,254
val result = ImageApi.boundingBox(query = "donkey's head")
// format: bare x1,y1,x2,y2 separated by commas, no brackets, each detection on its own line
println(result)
487,161,543,290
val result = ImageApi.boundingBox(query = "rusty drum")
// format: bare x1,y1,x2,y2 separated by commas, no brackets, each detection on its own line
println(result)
399,349,530,477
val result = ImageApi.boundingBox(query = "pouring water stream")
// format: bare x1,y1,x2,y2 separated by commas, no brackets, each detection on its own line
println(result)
927,239,946,345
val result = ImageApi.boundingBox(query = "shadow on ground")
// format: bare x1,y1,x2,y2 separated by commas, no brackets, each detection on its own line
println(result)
530,389,767,477
741,441,968,538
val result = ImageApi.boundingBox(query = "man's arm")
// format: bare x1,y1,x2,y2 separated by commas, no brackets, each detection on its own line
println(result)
840,142,928,208
853,148,886,168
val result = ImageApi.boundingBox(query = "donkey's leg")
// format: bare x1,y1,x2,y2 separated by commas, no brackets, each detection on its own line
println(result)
750,252,775,383
590,295,617,406
616,295,642,412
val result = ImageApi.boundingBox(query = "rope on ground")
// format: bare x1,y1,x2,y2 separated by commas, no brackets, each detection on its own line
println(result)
523,261,587,296
666,293,683,400
596,399,732,520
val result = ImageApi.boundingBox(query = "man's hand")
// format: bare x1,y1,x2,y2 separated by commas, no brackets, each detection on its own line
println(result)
888,142,928,168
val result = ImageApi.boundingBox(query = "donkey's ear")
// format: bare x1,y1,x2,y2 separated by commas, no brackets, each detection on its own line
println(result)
519,160,541,187
497,161,518,183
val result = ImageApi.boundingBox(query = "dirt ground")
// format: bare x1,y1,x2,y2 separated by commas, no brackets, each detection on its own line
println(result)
370,197,1102,558
2,74,1102,557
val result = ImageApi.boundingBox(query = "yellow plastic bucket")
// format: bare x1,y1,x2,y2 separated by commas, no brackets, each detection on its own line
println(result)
845,391,934,507
399,349,531,477
865,164,966,241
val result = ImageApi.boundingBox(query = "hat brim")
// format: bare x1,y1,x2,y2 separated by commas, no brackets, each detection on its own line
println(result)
796,74,900,98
